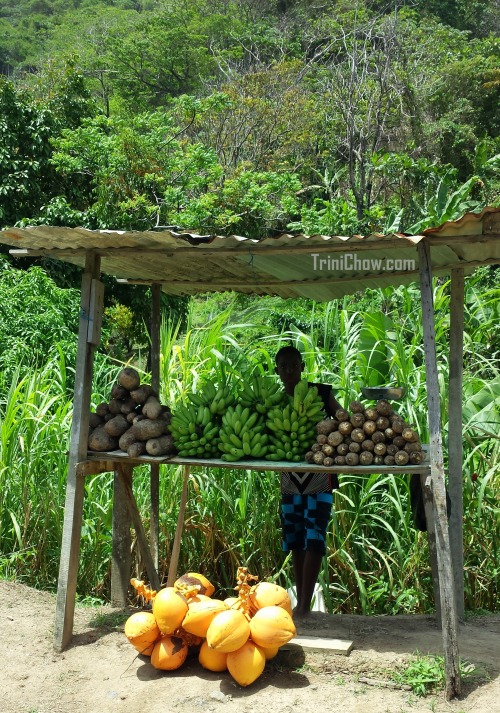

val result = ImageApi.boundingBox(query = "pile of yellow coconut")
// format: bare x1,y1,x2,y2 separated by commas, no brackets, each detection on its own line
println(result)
124,567,296,687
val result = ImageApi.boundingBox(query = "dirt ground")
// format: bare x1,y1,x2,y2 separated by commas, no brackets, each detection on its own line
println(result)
2,581,499,713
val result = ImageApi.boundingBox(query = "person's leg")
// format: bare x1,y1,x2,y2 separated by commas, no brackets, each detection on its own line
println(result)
295,492,333,617
291,548,305,614
281,494,305,613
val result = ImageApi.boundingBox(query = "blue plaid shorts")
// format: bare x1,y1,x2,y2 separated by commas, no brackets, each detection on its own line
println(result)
281,493,333,555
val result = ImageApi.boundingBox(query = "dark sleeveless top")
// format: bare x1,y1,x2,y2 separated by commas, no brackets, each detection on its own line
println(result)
280,382,340,495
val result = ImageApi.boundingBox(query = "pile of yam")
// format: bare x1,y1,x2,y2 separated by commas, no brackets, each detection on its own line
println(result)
88,367,176,457
305,399,425,467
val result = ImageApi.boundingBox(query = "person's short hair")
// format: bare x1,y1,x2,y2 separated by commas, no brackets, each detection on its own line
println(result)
275,345,302,364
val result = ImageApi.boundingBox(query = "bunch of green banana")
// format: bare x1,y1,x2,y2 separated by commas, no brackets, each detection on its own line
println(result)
187,380,236,415
238,373,287,414
218,404,269,461
170,402,220,458
265,381,325,462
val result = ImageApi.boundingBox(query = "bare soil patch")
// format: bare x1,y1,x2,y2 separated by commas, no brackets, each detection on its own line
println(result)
2,581,498,713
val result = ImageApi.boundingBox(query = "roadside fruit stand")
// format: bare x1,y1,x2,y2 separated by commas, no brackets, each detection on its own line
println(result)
1,206,500,698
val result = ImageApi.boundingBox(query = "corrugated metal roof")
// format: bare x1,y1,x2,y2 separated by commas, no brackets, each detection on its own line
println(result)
1,207,499,300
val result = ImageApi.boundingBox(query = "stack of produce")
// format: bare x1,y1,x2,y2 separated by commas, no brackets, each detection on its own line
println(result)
124,567,296,687
88,367,175,457
265,379,326,462
305,399,425,467
169,381,235,458
218,404,269,461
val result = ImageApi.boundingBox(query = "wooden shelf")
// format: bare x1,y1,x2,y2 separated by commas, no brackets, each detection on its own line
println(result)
80,449,431,476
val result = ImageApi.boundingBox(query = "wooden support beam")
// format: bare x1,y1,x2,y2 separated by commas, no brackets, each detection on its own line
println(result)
166,466,190,587
418,240,461,699
54,253,101,652
448,269,465,619
150,284,161,571
111,465,133,607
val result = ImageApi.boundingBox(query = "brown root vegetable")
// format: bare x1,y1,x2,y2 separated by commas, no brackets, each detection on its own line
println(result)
345,452,359,466
146,435,176,456
384,455,396,466
316,434,328,445
361,439,375,452
311,442,321,453
334,455,347,465
338,421,353,436
409,450,425,464
402,427,419,443
374,455,385,465
327,431,343,447
391,419,406,434
142,396,163,420
393,435,406,449
386,444,398,456
104,412,115,422
394,450,410,465
120,397,137,415
316,419,338,435
118,367,141,392
131,384,156,405
128,441,146,458
335,409,350,422
127,411,139,424
351,428,365,443
376,400,393,416
337,442,349,456
95,402,110,418
404,441,422,453
312,451,325,465
119,429,138,452
321,444,334,456
350,412,365,428
305,451,314,463
384,427,395,441
111,383,129,400
373,442,387,456
359,451,374,465
89,412,103,429
349,400,364,413
364,408,378,421
348,441,361,453
375,416,390,431
323,456,334,467
363,420,377,436
108,398,124,415
104,414,130,437
88,426,118,452
371,430,385,444
131,418,168,441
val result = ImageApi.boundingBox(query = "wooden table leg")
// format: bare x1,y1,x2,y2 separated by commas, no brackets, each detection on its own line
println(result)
111,465,133,607
420,472,442,627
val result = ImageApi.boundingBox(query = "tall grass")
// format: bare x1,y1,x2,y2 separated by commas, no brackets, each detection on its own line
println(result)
0,279,498,612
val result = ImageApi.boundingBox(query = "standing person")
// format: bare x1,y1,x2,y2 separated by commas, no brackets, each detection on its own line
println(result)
274,345,342,618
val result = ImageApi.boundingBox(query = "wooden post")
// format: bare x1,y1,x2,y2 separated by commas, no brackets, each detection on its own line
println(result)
448,269,465,619
150,284,161,571
54,253,101,652
166,466,190,587
419,472,441,625
111,464,133,607
418,241,461,698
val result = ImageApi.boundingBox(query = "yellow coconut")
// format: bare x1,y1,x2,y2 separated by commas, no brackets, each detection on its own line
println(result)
227,640,266,686
198,640,228,672
249,581,293,616
249,605,296,648
152,587,188,634
150,634,188,671
206,609,250,653
182,598,228,638
124,611,160,656
261,644,280,660
224,596,239,608
174,572,215,597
